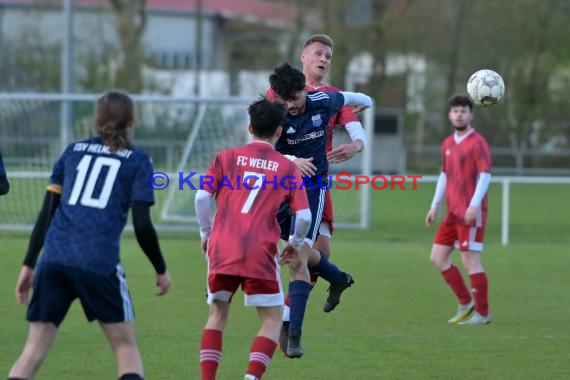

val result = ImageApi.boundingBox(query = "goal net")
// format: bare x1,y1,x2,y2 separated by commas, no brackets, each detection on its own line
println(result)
0,93,373,231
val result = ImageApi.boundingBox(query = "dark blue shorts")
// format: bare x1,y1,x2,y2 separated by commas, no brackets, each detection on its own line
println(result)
277,187,326,245
27,262,134,326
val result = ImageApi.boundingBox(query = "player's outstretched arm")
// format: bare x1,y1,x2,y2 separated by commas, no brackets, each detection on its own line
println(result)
328,121,368,164
132,201,171,295
0,175,9,195
340,91,372,109
426,172,447,227
17,189,62,304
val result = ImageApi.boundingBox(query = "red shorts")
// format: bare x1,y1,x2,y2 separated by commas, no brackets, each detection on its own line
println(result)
320,190,335,236
207,273,283,307
434,213,486,252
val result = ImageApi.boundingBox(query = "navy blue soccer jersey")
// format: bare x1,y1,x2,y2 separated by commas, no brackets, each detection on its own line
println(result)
0,151,6,176
41,137,155,275
276,91,345,182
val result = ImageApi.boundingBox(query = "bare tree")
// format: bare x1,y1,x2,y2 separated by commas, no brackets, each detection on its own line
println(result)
109,0,147,92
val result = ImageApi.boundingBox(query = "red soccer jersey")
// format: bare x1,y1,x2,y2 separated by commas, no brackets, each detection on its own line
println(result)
266,85,359,153
441,129,492,226
204,141,309,280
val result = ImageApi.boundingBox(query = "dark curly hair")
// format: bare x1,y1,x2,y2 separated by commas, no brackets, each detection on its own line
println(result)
449,94,474,111
248,98,287,138
269,63,306,101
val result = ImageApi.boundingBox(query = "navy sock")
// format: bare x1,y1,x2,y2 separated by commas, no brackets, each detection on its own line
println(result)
288,280,313,335
309,250,343,284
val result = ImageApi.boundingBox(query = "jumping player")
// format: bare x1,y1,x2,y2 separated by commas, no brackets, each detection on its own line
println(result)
425,94,492,325
266,35,368,349
9,91,171,380
269,63,372,356
195,99,311,380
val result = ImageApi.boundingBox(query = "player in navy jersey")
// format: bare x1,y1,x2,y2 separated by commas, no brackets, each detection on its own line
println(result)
8,91,171,380
269,63,372,357
0,150,9,195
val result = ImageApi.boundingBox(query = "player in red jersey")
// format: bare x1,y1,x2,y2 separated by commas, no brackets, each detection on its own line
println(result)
268,34,368,253
266,35,368,346
425,95,492,325
195,99,311,380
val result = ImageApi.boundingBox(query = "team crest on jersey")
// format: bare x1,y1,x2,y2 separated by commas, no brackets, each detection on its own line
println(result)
311,114,322,127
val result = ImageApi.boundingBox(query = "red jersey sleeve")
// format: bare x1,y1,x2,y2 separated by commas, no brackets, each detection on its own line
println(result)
336,105,359,126
475,138,492,173
204,153,223,195
287,166,309,213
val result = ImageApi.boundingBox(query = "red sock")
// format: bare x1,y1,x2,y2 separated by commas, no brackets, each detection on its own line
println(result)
200,329,222,380
470,272,489,316
284,294,290,307
441,265,471,305
246,336,277,379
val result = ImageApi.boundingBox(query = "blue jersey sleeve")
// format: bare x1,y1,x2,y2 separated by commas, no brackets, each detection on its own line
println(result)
327,91,345,116
0,151,6,176
306,91,345,118
131,153,155,205
49,148,68,186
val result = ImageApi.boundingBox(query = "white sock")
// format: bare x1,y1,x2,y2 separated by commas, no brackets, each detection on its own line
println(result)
282,305,290,322
244,375,258,380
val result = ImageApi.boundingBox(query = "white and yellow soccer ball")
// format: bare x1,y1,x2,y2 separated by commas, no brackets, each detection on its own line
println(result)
466,69,505,106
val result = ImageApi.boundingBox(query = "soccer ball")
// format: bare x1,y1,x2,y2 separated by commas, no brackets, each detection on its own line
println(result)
466,69,505,106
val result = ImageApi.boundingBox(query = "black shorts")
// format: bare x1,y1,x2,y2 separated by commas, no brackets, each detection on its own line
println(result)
27,262,134,327
277,187,326,245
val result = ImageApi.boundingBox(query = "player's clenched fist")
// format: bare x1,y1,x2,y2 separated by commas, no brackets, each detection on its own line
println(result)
156,271,172,296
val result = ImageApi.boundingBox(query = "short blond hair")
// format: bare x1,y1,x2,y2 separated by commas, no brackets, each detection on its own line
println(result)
303,34,334,50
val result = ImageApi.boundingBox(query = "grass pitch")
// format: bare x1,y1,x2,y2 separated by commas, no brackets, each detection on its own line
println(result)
1,183,569,379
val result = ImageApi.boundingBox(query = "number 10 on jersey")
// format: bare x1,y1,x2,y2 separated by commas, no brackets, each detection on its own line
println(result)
69,155,121,209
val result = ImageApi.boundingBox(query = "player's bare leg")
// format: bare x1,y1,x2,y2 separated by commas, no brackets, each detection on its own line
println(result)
280,236,316,353
279,242,312,358
430,244,474,323
458,251,491,325
287,242,311,283
430,243,453,271
9,322,57,379
460,250,484,274
313,234,331,258
205,299,231,331
100,321,144,379
244,306,281,380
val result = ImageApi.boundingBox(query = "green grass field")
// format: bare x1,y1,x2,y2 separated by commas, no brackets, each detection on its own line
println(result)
1,184,569,379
